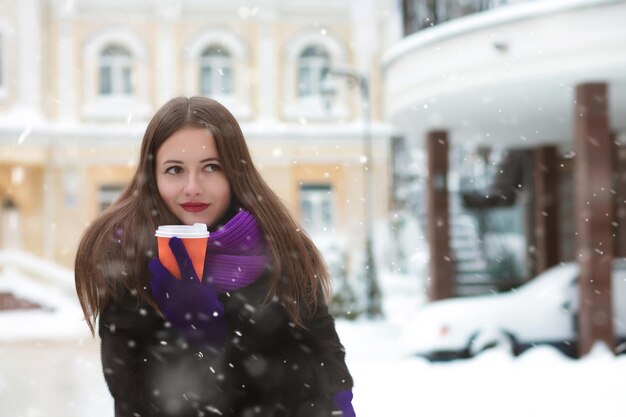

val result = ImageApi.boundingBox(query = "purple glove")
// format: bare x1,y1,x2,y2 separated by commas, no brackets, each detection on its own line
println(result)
333,390,356,417
149,237,227,345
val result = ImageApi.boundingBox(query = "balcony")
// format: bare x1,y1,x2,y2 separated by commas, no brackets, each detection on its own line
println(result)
384,0,626,149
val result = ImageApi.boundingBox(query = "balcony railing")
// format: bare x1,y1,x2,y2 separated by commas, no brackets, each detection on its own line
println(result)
402,0,519,36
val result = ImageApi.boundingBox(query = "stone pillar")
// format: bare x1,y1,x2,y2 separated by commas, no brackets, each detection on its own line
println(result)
55,3,76,121
426,130,453,301
574,83,615,356
257,7,277,122
156,0,180,105
533,146,560,273
17,0,41,111
43,163,55,260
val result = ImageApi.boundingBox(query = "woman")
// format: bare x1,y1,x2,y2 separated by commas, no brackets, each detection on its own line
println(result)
74,97,356,417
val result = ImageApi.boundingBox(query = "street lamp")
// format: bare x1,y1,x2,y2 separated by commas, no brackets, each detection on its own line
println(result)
321,67,383,318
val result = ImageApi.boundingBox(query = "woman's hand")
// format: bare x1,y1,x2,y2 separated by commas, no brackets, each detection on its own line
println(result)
149,237,227,345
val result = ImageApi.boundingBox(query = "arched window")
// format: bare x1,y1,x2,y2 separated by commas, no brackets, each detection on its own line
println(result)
200,45,233,96
99,45,132,96
297,46,330,97
283,32,347,119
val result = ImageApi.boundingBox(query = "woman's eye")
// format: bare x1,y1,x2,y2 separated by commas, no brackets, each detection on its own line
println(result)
204,164,222,172
165,166,182,175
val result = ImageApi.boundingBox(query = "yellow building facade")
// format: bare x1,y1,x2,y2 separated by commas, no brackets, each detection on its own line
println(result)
0,0,397,270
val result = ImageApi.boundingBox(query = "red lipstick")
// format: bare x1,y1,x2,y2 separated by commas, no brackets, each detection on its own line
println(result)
180,202,210,213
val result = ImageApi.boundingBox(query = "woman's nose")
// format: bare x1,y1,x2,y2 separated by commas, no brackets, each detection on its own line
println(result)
183,174,202,195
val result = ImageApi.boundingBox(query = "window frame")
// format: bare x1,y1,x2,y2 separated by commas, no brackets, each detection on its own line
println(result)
98,44,133,97
98,184,125,212
199,45,234,96
81,28,151,121
185,30,251,119
299,183,335,235
283,31,349,120
297,46,330,98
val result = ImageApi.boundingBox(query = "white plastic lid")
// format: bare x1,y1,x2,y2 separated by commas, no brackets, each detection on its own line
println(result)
155,223,210,238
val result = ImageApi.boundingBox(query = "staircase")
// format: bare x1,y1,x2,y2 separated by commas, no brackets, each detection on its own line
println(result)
448,194,490,296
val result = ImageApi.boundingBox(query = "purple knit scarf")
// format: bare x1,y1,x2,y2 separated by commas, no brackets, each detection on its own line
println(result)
205,209,270,293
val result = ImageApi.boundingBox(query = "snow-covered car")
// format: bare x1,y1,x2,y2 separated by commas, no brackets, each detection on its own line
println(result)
404,259,626,360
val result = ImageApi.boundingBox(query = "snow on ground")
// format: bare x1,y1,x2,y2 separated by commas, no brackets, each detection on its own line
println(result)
0,338,113,417
0,267,87,341
338,317,625,417
335,270,626,417
1,259,625,416
0,254,112,416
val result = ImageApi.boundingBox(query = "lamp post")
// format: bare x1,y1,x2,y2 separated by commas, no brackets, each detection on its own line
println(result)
321,68,383,318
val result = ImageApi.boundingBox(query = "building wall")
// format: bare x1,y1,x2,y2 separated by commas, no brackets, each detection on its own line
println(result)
0,164,44,255
0,0,394,272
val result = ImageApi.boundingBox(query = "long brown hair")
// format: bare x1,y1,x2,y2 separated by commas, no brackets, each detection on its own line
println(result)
75,96,330,335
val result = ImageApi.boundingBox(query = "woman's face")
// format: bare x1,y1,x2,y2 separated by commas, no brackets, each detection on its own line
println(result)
155,127,231,227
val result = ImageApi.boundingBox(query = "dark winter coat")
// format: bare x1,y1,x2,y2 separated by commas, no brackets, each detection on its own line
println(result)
99,272,354,417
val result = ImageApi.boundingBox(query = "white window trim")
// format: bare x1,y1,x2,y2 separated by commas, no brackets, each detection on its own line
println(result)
81,28,152,121
283,31,349,120
186,30,251,120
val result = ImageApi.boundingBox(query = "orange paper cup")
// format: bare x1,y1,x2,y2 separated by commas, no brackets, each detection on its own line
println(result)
155,224,210,281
